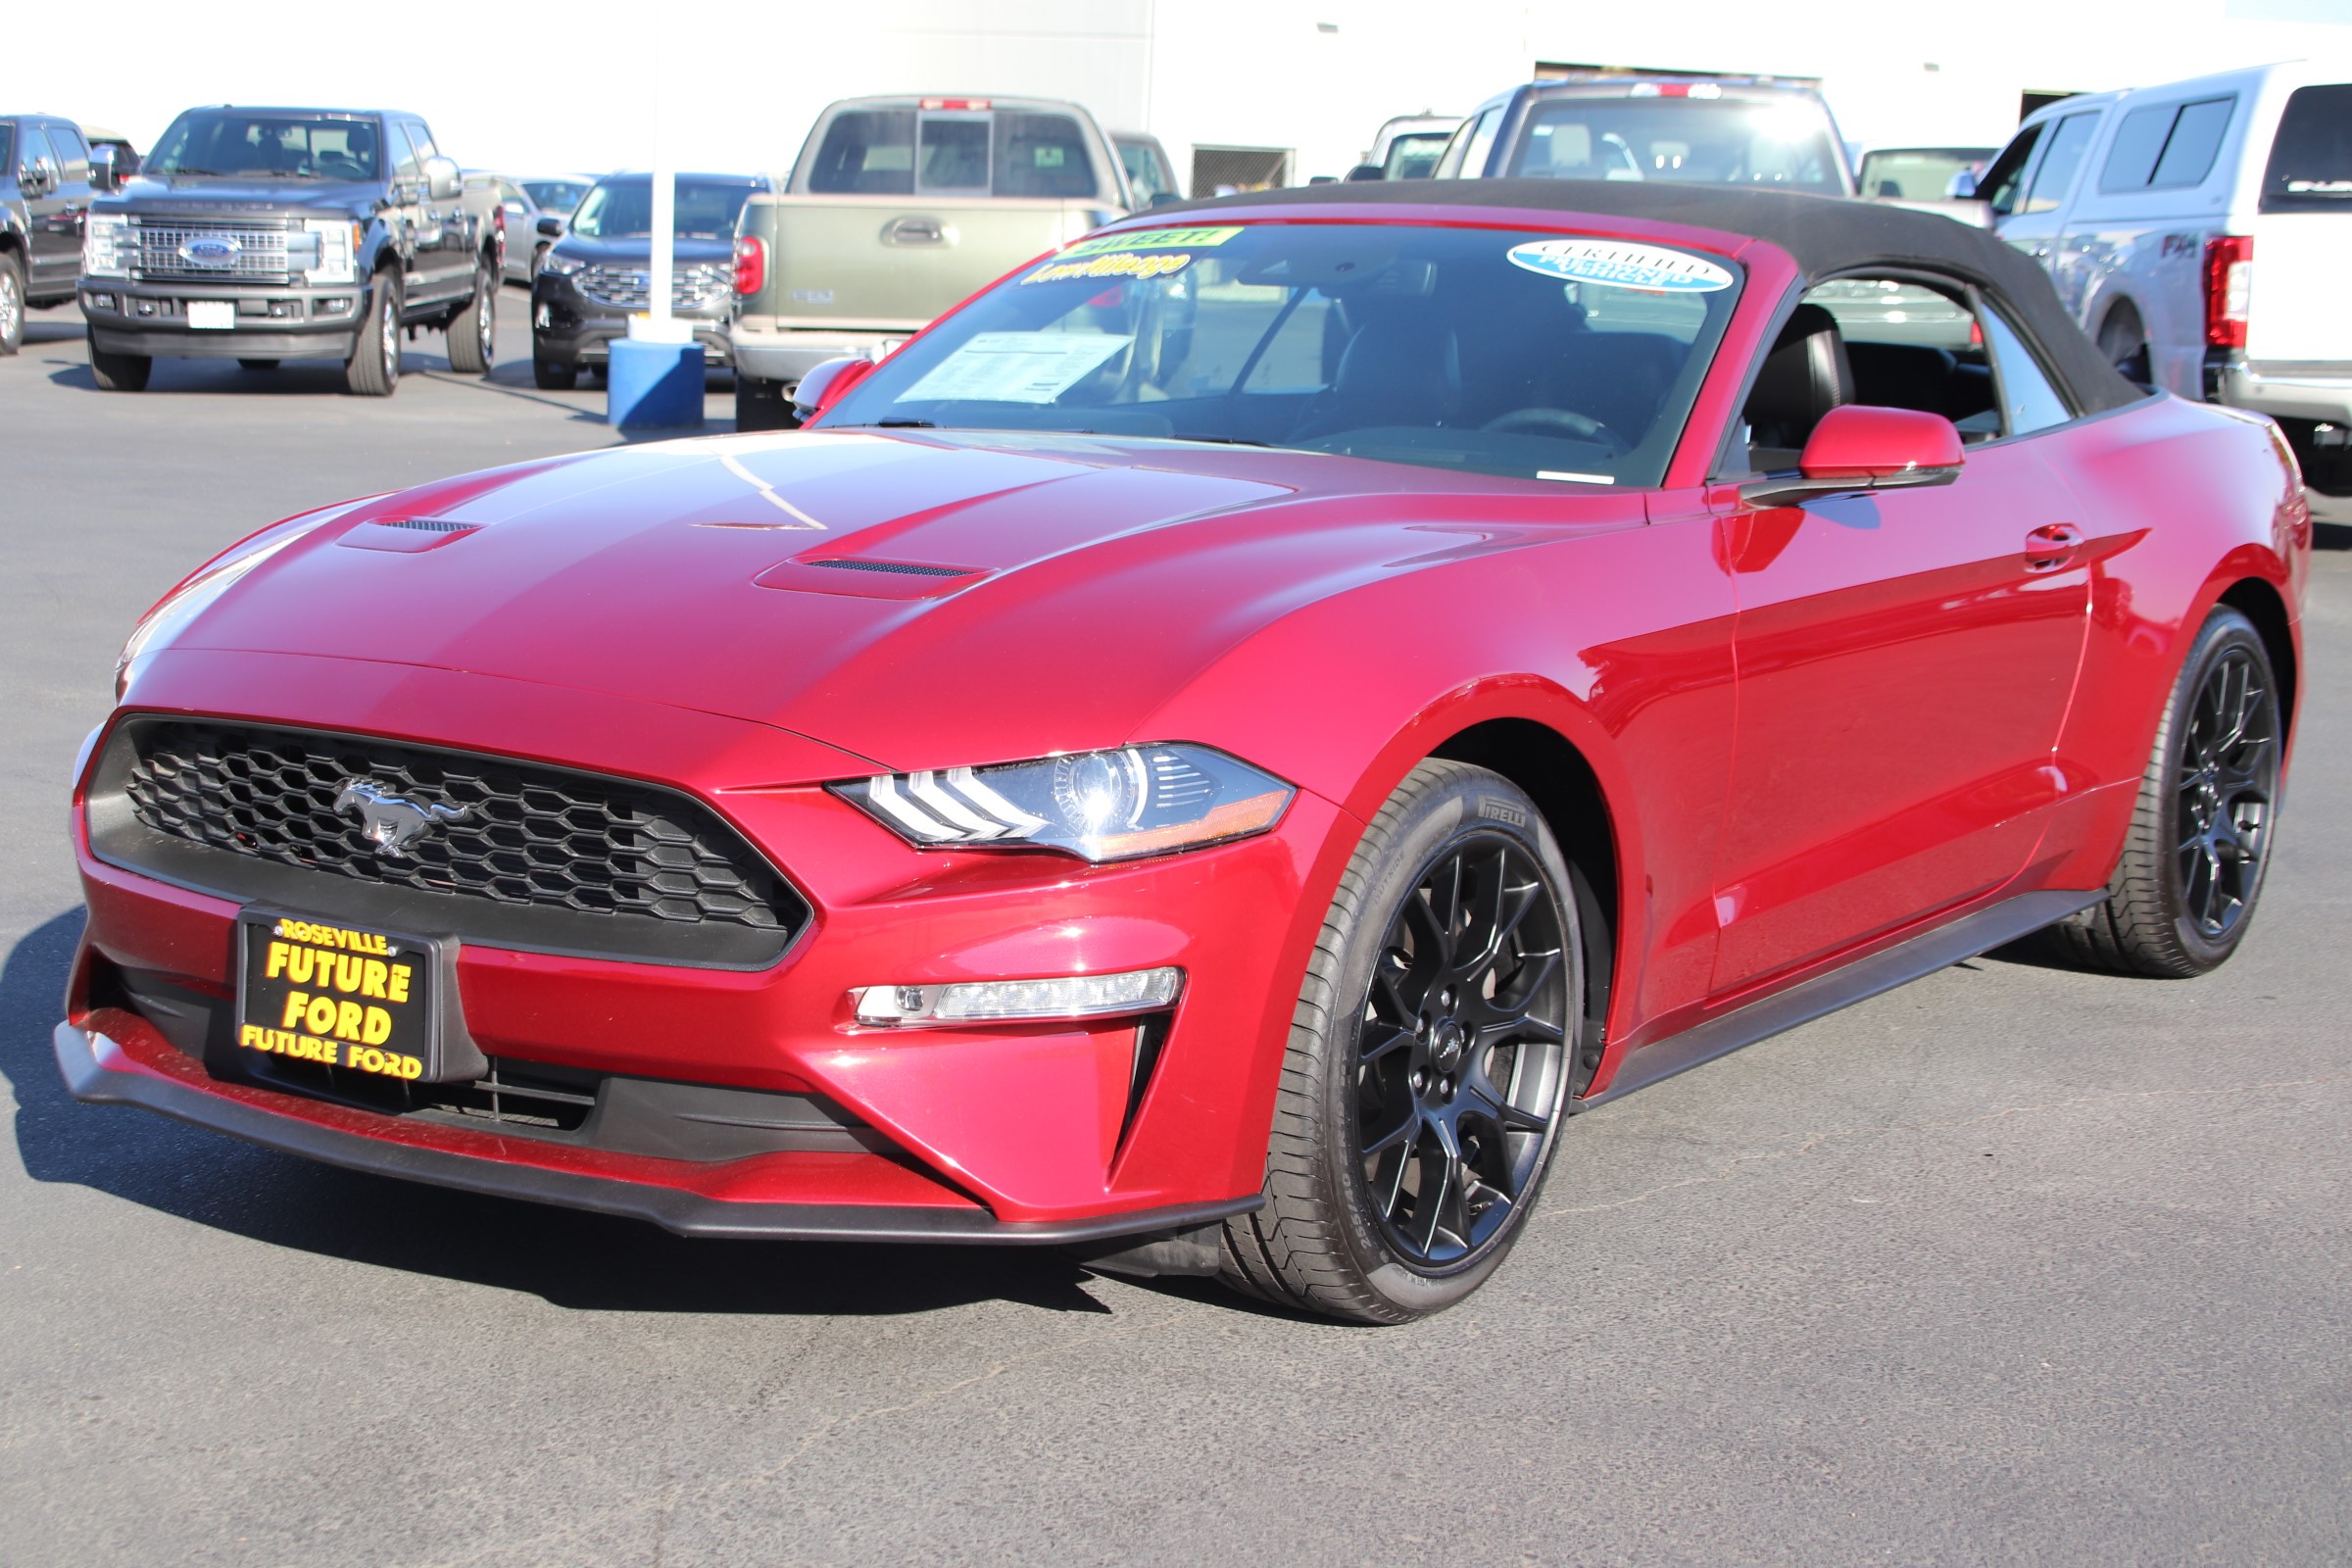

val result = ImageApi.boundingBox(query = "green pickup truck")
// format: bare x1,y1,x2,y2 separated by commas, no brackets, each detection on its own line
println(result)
729,95,1134,429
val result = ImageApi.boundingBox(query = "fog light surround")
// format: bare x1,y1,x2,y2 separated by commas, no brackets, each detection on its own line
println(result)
852,966,1182,1027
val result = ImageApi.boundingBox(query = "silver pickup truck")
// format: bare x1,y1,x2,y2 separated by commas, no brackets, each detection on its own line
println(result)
729,95,1131,428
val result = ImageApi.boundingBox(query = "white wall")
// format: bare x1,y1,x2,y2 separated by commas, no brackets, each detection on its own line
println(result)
43,0,2352,186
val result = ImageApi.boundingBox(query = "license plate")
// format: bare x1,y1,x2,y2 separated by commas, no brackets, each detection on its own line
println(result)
237,912,441,1082
186,300,235,329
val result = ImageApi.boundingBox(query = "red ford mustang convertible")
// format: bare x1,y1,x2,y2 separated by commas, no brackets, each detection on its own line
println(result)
60,184,2308,1321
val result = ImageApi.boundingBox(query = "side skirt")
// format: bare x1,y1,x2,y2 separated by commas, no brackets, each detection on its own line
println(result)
1577,889,2100,1109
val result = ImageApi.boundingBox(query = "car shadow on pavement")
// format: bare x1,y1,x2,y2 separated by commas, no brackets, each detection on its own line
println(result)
2,911,1111,1316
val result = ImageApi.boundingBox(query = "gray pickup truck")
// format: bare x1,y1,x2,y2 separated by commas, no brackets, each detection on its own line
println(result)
78,106,504,395
728,95,1131,428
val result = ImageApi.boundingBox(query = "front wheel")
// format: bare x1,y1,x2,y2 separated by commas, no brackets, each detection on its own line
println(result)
446,260,495,375
1220,760,1582,1323
86,328,151,391
344,270,402,396
0,251,24,356
2050,606,2283,976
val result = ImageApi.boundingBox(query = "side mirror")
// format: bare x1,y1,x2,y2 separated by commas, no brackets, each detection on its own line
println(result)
1344,164,1385,182
424,156,461,201
89,145,121,192
1147,191,1185,210
536,215,565,238
1740,405,1964,509
793,356,878,423
1946,170,1979,199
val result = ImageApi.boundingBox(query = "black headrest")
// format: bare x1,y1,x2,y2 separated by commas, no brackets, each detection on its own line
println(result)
1744,302,1852,447
1331,315,1460,426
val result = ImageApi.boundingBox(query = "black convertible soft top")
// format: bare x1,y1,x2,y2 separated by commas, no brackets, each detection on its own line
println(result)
1145,179,2145,416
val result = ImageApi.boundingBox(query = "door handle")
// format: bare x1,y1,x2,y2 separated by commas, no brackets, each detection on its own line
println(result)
884,216,949,246
2024,522,2082,572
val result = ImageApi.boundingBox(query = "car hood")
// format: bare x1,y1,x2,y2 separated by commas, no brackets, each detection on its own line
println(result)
164,431,1641,775
550,233,735,268
100,174,384,217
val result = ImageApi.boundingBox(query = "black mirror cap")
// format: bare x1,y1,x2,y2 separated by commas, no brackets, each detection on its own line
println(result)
1345,164,1385,182
536,215,564,237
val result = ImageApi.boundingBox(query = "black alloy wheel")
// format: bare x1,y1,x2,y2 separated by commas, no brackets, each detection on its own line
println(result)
1354,837,1571,1268
1218,760,1584,1323
2173,641,2278,943
2048,605,2282,976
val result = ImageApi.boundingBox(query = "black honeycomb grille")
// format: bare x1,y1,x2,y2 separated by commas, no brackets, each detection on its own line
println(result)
121,722,805,939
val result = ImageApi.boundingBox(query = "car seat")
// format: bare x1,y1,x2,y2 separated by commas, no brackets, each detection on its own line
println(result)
1291,314,1461,440
1741,303,1852,470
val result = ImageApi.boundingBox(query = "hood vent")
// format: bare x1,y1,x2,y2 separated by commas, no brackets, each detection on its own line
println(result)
806,559,971,578
338,515,484,555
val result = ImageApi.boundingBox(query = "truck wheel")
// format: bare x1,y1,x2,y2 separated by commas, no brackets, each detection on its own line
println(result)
446,260,495,375
237,359,280,371
0,252,23,356
86,328,151,392
2097,306,2151,388
345,270,402,397
735,374,799,431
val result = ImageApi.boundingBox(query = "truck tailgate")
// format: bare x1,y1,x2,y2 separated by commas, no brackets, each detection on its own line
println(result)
755,197,1096,329
2247,211,2352,362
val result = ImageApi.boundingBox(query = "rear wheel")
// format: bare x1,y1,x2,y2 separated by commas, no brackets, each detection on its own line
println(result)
735,373,797,431
86,328,151,391
344,270,402,396
2097,305,2151,388
1220,760,1580,1323
0,252,23,356
2049,606,2282,976
446,259,495,375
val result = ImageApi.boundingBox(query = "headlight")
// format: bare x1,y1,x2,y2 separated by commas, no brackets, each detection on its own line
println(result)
115,497,378,702
833,743,1293,863
287,218,358,284
539,251,585,277
84,216,128,278
851,967,1183,1027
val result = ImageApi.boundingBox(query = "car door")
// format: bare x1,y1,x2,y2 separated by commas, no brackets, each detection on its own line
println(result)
401,121,468,303
1988,110,2103,310
1705,280,2094,996
40,122,94,294
15,122,74,295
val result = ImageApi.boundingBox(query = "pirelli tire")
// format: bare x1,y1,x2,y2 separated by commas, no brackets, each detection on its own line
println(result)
345,268,402,397
1220,760,1581,1324
446,258,496,375
86,326,151,392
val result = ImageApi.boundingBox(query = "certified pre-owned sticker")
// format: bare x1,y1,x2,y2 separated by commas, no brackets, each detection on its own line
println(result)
1506,238,1735,292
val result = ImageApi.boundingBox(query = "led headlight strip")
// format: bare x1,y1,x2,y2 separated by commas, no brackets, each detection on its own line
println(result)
832,744,1292,863
851,966,1183,1027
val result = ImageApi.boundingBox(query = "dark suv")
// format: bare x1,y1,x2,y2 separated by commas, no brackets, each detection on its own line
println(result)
78,106,503,394
2,114,101,356
529,172,763,388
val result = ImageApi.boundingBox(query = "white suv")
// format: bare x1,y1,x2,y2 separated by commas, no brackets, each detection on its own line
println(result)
1980,60,2352,493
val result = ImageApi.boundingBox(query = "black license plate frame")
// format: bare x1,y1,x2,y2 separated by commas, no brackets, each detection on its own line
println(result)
235,909,444,1083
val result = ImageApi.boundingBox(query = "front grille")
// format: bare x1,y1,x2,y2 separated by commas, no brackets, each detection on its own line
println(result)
130,219,294,282
575,263,730,310
98,720,808,967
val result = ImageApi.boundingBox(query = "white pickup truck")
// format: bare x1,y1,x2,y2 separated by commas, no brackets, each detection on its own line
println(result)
728,95,1132,429
1981,60,2352,493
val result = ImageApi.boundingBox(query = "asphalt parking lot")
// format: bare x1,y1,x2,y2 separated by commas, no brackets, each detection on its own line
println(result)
3,296,2347,1566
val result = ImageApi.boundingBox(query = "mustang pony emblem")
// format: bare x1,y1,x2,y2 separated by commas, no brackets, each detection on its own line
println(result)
334,781,468,858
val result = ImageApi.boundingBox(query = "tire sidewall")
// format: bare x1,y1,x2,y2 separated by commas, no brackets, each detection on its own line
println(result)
0,253,23,355
1308,768,1581,1317
2152,608,2278,968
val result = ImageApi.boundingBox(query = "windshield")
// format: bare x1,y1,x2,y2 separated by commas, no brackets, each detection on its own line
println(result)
1857,147,1991,200
146,111,380,179
1383,132,1453,179
568,177,759,238
1508,96,1845,193
821,221,1740,487
521,178,591,214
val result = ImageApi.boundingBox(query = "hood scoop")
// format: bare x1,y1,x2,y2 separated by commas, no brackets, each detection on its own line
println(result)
338,516,485,555
756,556,982,599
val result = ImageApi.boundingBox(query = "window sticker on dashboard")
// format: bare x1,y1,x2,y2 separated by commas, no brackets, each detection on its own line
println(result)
1063,226,1242,255
900,331,1134,404
1505,239,1735,292
1021,251,1196,285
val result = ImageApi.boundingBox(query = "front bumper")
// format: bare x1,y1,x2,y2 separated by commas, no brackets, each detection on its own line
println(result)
68,651,1332,1239
80,276,371,359
531,278,732,367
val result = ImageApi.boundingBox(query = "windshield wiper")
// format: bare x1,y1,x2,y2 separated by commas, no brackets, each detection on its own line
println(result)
1153,434,1274,448
860,417,939,429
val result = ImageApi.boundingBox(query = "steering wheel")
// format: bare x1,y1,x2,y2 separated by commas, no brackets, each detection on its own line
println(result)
1483,406,1630,457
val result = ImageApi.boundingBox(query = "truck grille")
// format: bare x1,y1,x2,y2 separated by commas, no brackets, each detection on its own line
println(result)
93,719,808,968
130,219,295,282
576,264,730,310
